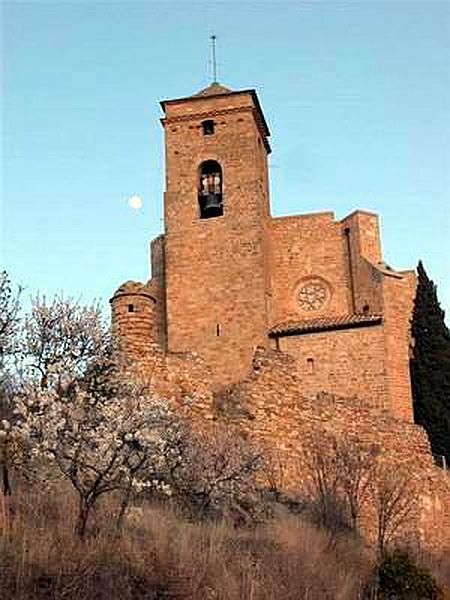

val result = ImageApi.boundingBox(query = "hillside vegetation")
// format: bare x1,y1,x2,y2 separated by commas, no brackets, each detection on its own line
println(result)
1,484,448,600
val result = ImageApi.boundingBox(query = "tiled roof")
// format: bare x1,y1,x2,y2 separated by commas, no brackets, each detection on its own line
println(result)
269,313,383,337
191,82,233,98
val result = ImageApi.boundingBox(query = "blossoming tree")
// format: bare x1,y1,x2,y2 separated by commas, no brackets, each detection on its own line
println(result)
0,294,182,536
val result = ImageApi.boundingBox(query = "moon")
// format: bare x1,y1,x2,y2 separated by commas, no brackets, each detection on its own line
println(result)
128,194,143,210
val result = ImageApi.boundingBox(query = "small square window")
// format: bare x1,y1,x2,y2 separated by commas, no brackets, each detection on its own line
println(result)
128,304,135,313
202,120,215,135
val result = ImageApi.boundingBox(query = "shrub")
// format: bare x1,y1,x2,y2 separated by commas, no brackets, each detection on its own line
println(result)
303,430,375,538
164,424,268,526
373,549,442,600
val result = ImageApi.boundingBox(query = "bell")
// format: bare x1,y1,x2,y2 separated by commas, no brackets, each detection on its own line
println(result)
203,193,222,214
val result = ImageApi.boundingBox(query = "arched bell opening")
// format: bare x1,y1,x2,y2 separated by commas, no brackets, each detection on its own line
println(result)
198,160,223,219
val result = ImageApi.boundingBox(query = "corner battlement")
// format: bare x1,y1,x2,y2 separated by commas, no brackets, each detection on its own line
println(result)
340,208,379,221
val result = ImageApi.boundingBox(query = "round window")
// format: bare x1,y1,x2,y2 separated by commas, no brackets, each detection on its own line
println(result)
297,277,330,311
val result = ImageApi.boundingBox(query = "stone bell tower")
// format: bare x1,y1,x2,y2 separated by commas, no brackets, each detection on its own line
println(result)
160,82,272,387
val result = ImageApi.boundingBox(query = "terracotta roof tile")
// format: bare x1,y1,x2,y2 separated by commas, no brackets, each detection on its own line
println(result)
191,82,233,98
269,313,383,337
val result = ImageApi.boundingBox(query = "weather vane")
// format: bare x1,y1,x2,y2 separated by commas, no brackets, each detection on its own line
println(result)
210,35,218,83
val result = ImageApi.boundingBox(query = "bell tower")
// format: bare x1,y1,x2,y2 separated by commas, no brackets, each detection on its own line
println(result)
160,82,272,387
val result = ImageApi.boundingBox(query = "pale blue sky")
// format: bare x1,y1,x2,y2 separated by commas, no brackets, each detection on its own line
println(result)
1,1,449,317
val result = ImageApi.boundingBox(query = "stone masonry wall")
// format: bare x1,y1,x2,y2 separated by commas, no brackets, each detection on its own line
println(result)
274,324,389,410
149,235,167,348
382,270,416,421
341,211,384,315
217,347,450,553
268,210,386,328
269,213,352,326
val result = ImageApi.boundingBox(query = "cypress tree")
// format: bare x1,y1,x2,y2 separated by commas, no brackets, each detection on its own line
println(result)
410,261,450,465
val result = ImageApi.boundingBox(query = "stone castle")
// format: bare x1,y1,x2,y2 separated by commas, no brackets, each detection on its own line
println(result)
110,82,449,550
111,81,415,422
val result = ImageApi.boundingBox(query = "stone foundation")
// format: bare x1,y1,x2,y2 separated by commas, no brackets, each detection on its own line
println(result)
128,342,450,554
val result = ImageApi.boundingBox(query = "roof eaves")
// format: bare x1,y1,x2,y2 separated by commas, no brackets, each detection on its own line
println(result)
160,88,270,138
269,314,383,338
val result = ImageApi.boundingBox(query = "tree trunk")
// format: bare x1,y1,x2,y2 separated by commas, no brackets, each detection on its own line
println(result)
2,462,11,497
75,497,91,539
115,483,132,532
0,448,13,530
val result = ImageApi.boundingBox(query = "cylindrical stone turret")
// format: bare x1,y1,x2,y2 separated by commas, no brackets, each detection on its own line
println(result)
110,281,157,358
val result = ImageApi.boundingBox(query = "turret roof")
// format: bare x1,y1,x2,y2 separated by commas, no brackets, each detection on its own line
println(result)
110,280,156,302
190,82,233,98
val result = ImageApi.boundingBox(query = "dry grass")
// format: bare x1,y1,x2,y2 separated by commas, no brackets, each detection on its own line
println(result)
423,551,450,597
0,484,447,599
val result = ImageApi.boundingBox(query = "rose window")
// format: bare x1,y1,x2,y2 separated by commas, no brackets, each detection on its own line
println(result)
297,278,329,311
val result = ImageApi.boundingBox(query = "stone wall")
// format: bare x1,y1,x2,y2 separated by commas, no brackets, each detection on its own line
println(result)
149,235,167,348
111,314,449,553
274,324,389,409
269,213,350,325
341,211,383,314
381,269,416,421
268,210,386,328
217,347,450,553
124,342,215,422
